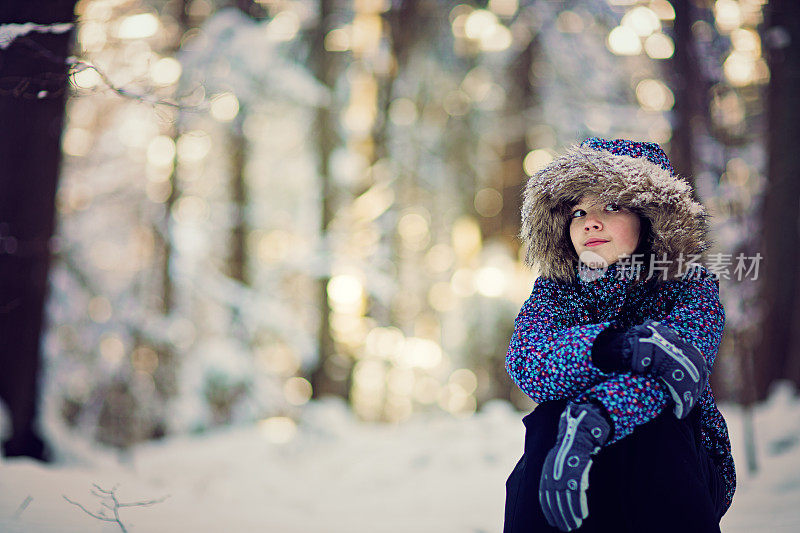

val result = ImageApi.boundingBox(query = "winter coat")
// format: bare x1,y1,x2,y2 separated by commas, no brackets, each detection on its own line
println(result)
505,140,736,513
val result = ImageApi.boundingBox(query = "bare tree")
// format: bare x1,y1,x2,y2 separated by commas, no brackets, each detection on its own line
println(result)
756,0,800,398
665,0,710,190
487,22,539,407
308,0,346,400
227,0,268,285
157,0,194,314
0,0,78,458
228,111,249,284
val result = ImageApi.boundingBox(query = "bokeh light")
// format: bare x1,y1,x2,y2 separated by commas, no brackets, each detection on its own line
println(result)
284,377,313,406
523,149,553,176
451,217,482,261
117,13,159,39
398,210,431,251
474,188,503,218
650,0,676,21
607,25,642,56
72,67,102,89
131,346,159,374
644,32,674,59
622,6,661,37
88,296,112,323
210,92,240,122
399,337,442,369
328,275,365,309
147,135,176,167
715,0,742,33
389,98,418,126
636,79,674,111
176,131,212,164
150,57,182,86
266,10,300,42
488,0,518,18
475,266,507,297
724,52,757,86
556,11,584,34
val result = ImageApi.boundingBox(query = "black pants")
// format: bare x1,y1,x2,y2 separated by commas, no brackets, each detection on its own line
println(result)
504,400,726,533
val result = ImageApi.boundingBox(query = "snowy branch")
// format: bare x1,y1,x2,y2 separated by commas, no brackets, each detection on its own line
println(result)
66,58,209,111
0,22,74,50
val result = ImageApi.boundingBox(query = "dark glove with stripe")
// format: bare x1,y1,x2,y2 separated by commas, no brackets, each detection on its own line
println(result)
592,320,709,419
626,319,709,419
539,401,611,532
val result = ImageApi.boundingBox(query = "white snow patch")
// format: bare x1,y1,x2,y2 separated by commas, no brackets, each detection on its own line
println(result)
1,390,800,532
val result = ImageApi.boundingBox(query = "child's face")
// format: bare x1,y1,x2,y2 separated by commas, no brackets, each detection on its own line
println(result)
569,194,641,266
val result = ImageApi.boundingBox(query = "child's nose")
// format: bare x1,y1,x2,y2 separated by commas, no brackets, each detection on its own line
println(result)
584,215,603,231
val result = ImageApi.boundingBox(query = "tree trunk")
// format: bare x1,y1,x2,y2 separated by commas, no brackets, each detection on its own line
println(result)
158,0,193,314
488,34,539,406
308,0,346,400
227,1,268,287
0,0,77,458
228,112,248,284
757,0,800,398
666,0,705,189
146,0,194,421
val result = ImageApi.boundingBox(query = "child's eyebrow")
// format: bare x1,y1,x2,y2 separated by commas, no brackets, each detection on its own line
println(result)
572,199,613,211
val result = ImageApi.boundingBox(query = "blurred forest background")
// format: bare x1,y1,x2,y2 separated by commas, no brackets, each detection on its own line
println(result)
1,0,798,461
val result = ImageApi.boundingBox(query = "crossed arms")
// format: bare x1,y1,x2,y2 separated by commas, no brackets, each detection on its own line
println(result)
505,268,725,444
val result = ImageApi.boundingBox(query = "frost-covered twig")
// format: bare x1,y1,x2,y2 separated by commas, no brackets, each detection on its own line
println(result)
0,25,204,109
63,484,169,533
63,494,122,529
90,483,169,508
66,58,208,111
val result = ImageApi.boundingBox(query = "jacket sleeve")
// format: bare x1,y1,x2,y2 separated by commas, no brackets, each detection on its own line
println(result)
657,267,726,370
578,375,667,444
505,276,618,404
577,267,726,444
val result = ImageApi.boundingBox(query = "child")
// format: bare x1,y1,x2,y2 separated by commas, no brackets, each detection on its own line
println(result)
503,138,735,533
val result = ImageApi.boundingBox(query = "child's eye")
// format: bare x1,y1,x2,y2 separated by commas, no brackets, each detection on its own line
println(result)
571,203,620,218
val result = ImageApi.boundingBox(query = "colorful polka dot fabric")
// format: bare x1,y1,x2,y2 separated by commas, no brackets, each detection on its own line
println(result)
581,137,675,175
505,262,735,513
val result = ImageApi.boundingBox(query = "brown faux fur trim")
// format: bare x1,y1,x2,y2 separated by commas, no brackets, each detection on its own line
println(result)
520,144,712,283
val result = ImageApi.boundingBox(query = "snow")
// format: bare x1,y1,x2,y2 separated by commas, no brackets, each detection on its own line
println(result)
2,388,800,532
176,8,329,109
0,23,73,50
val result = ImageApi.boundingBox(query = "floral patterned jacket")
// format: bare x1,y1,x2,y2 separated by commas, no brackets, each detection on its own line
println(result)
505,261,735,513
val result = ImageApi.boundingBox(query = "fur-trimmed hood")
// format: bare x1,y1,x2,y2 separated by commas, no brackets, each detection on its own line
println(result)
520,142,712,284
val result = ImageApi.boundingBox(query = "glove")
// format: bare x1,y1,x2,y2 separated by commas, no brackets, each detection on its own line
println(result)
539,402,611,532
625,319,710,419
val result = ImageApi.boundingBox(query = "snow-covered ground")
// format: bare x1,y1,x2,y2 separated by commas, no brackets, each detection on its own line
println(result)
1,386,799,533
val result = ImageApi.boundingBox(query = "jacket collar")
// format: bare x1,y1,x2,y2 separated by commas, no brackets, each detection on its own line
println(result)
575,261,629,285
573,262,658,317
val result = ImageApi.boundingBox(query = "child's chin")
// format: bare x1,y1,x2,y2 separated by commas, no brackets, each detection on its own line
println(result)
578,250,609,270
